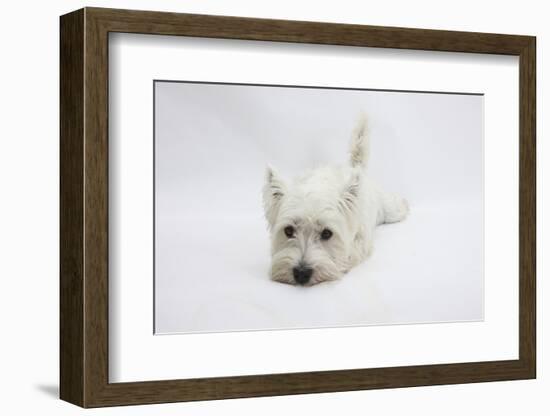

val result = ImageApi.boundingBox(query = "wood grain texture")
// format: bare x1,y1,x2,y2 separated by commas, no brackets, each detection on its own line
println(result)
83,10,110,406
59,7,537,408
518,38,536,375
59,8,84,407
89,7,532,54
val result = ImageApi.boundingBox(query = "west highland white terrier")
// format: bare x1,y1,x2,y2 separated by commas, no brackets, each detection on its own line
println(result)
263,115,409,286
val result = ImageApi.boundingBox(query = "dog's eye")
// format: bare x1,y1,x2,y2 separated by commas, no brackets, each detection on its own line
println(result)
320,229,333,240
284,226,295,238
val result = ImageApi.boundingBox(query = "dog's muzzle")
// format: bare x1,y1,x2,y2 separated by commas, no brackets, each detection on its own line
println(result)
293,265,313,285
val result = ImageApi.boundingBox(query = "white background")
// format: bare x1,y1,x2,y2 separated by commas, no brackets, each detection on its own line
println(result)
154,82,484,334
111,35,517,382
0,0,546,415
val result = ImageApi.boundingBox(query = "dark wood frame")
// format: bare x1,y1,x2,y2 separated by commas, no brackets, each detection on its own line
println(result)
60,7,536,408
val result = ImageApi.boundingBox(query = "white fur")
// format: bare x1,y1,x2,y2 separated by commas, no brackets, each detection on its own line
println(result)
263,114,409,286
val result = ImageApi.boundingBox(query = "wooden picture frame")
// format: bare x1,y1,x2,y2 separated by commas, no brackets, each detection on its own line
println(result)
60,7,536,408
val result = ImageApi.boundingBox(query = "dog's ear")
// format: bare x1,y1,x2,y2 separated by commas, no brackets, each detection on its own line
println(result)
263,165,286,228
341,168,361,211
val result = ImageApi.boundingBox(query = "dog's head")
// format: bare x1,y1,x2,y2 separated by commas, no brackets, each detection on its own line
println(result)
263,166,362,286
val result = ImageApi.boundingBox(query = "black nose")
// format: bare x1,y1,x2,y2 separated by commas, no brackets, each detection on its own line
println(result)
293,266,313,285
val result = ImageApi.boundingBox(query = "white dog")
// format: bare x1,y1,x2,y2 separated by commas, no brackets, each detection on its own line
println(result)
263,115,408,286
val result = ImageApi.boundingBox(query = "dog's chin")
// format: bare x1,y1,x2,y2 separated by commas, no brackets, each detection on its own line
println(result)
269,248,346,286
270,268,343,286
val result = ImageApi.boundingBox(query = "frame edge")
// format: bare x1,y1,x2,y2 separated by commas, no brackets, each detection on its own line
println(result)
518,36,536,379
60,8,86,408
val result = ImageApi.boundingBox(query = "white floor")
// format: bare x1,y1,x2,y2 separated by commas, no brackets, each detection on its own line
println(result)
154,200,483,334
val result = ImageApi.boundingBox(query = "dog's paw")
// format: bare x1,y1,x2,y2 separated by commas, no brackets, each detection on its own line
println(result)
383,194,409,223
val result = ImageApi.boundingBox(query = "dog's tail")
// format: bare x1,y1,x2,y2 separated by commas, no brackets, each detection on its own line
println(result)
349,113,369,169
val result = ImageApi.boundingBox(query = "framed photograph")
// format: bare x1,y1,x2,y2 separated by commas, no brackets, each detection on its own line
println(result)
60,7,536,408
